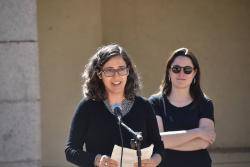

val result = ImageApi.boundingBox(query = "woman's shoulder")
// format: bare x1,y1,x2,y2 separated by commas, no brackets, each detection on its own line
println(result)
197,94,215,120
135,95,147,103
134,96,156,114
76,97,102,111
78,97,98,104
201,94,213,104
134,96,153,106
198,94,214,109
148,92,163,102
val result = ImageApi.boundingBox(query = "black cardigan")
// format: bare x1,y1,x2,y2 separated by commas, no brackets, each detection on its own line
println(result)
65,96,164,166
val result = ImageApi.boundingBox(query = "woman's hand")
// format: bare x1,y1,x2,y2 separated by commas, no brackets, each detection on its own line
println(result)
197,127,216,144
198,118,216,145
95,155,118,167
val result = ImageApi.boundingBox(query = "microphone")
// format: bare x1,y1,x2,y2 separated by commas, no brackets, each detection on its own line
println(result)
111,103,143,167
112,104,122,122
111,104,143,141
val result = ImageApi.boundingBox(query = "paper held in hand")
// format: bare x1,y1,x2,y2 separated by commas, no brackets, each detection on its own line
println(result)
111,144,154,167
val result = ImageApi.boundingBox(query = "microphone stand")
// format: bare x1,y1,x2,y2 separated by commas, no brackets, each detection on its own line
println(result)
117,117,123,167
117,119,143,167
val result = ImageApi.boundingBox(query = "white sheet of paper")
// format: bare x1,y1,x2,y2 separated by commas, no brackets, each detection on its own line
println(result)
111,144,154,167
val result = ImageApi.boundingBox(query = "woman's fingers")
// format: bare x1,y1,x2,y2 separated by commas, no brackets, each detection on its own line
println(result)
134,159,158,167
99,155,118,167
199,128,216,144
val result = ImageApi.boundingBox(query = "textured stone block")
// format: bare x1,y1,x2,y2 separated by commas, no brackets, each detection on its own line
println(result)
0,43,40,101
0,101,41,162
0,0,37,41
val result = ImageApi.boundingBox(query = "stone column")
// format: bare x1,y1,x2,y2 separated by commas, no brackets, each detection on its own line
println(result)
0,0,41,167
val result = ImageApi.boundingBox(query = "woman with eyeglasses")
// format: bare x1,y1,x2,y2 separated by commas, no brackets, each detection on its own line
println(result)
65,44,164,167
149,48,216,167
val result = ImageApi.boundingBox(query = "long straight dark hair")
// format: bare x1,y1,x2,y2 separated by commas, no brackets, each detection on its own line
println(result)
160,48,205,105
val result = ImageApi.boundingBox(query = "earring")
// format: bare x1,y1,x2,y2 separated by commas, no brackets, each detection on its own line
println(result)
168,76,171,82
97,72,102,79
193,78,196,84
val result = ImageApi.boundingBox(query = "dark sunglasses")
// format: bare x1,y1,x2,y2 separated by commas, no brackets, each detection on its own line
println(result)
171,65,194,74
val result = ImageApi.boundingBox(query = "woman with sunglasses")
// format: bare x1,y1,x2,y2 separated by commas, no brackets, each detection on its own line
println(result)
149,48,216,167
65,44,164,167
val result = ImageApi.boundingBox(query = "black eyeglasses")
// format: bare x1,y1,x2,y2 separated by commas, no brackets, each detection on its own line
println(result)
171,65,194,74
101,66,129,77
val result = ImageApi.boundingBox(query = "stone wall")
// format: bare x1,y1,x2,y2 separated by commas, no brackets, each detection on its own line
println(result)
0,0,41,167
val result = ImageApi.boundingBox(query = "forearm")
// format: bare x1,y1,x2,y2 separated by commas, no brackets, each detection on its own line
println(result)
65,145,95,166
198,118,216,143
160,129,199,148
170,138,210,151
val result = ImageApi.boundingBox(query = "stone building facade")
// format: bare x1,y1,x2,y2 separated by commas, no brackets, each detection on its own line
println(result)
1,0,250,166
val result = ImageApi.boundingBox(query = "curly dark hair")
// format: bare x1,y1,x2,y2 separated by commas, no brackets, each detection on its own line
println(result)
81,44,141,101
160,48,204,104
